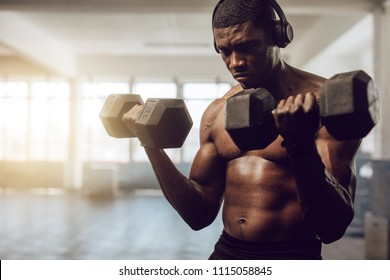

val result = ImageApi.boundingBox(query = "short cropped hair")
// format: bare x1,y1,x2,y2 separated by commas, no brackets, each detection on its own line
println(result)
212,0,276,31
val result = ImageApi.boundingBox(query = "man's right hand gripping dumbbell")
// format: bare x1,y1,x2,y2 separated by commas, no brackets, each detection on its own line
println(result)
99,94,193,149
121,102,145,143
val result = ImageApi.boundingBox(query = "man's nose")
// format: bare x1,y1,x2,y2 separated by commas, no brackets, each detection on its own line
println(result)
229,52,246,70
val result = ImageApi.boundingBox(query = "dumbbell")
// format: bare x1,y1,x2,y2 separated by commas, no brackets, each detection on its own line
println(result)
99,94,193,149
225,70,379,151
224,88,278,150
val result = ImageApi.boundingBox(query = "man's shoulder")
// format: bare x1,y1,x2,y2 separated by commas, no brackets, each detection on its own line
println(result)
221,83,243,98
292,66,326,83
205,84,241,112
289,66,327,97
199,85,242,137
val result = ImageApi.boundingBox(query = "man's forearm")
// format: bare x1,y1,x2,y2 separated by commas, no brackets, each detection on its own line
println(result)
143,147,218,230
288,143,354,243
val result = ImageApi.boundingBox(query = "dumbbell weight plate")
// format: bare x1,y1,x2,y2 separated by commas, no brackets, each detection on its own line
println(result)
135,98,193,149
224,88,278,150
320,70,379,140
99,94,144,138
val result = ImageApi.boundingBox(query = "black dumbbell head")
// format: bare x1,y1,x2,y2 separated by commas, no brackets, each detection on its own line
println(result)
225,88,278,150
99,94,143,138
135,99,193,149
320,70,379,140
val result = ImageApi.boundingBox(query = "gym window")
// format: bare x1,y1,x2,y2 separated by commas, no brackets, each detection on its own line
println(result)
0,79,232,164
0,80,69,161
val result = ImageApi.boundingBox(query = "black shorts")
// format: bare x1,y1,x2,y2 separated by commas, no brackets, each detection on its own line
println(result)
209,231,322,260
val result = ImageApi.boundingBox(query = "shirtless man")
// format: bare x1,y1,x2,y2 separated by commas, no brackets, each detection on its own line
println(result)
122,0,360,259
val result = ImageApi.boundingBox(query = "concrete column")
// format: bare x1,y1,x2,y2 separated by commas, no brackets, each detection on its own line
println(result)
373,0,390,159
365,0,390,259
64,79,83,189
365,160,390,259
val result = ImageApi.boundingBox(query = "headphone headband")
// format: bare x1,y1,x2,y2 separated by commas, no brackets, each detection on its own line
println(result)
267,0,288,24
212,0,294,52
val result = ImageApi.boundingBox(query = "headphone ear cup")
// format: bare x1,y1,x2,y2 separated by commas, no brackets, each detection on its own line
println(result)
273,20,293,48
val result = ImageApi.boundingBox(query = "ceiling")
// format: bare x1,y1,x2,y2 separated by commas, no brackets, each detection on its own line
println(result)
0,0,383,78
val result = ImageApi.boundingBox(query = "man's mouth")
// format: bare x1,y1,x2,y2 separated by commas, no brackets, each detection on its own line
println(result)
233,72,252,84
233,72,251,79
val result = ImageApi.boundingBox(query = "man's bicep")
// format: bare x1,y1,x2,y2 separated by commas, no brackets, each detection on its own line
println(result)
189,141,226,199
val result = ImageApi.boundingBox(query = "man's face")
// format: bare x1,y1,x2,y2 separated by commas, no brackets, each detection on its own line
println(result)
214,21,278,89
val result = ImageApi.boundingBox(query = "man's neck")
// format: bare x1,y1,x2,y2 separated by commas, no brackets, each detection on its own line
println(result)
262,61,325,102
262,60,294,101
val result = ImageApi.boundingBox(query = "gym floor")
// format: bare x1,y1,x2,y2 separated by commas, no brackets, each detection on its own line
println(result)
0,188,364,260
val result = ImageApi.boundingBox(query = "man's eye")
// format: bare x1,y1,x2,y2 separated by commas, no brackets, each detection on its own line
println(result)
219,49,230,56
238,43,254,52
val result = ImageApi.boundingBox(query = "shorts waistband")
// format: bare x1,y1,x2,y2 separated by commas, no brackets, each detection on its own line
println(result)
210,231,322,260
